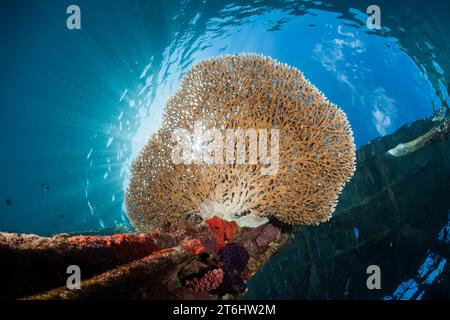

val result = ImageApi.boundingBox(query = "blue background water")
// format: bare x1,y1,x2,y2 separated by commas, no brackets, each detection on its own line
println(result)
0,0,449,299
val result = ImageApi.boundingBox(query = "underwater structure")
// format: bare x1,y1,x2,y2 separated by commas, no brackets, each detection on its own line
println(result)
246,112,450,299
1,113,449,299
1,0,449,301
0,57,450,299
0,54,359,300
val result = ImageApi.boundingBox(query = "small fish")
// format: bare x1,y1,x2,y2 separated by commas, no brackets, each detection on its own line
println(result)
59,214,65,219
42,184,50,192
5,199,13,206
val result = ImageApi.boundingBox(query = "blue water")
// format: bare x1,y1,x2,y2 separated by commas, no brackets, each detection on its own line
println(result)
0,0,449,298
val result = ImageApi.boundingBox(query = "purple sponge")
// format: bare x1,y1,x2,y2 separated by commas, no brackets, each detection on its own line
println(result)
214,271,246,296
220,243,249,273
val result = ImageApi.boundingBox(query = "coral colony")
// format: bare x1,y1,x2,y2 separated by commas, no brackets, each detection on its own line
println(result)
170,120,280,175
127,54,355,230
124,54,356,298
0,54,355,300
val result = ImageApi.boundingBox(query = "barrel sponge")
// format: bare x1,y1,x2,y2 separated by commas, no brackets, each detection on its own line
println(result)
126,54,356,231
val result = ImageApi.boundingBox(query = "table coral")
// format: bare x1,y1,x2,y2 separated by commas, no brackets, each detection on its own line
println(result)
126,53,356,231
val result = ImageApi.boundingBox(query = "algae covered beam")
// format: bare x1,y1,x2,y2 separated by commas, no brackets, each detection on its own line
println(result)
0,231,177,299
24,247,192,300
386,119,450,158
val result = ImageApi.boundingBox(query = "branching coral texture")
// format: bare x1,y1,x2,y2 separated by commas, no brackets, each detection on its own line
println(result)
185,268,224,292
127,54,356,231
